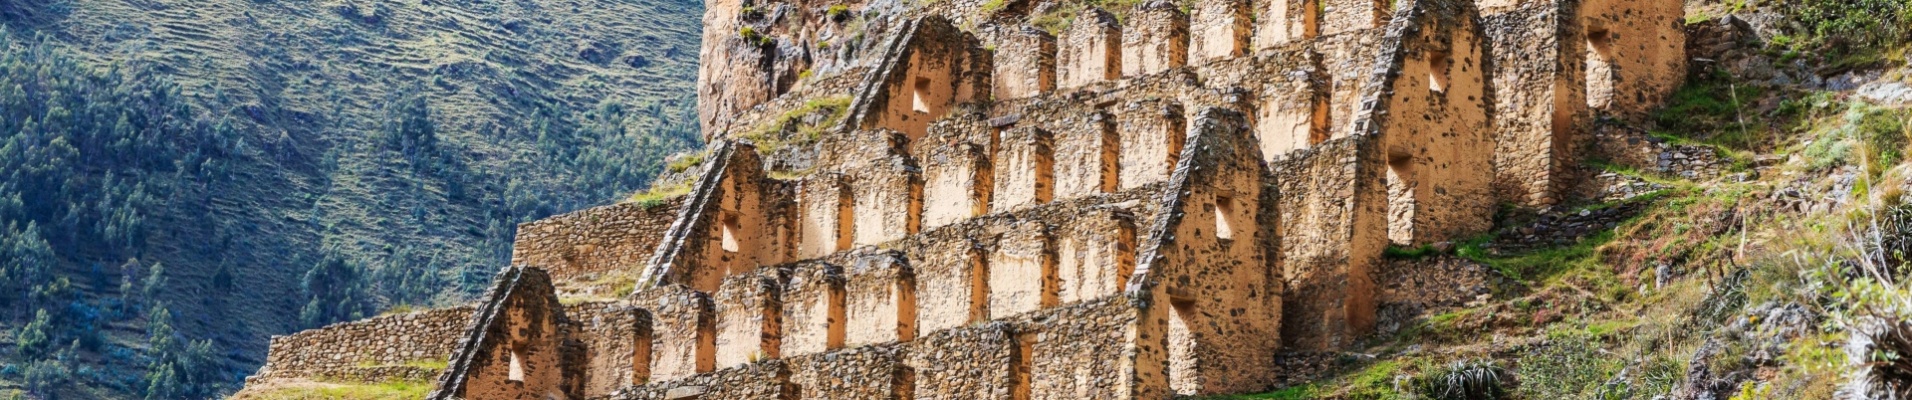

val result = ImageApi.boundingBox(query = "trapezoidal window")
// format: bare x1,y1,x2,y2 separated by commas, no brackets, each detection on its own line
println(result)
507,348,525,382
1213,196,1236,241
1427,51,1450,94
720,214,741,253
912,77,934,114
1586,27,1617,109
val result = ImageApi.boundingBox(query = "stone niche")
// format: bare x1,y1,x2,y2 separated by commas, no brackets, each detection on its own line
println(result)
630,285,716,382
778,262,846,358
1058,8,1122,89
1255,50,1328,161
1322,0,1391,36
712,270,783,370
1116,99,1187,190
992,126,1056,212
921,118,994,230
796,173,854,259
1255,0,1319,49
844,251,918,346
987,219,1058,320
1191,0,1252,63
1051,108,1120,200
911,236,988,333
1057,209,1137,304
993,25,1059,100
1122,1,1190,77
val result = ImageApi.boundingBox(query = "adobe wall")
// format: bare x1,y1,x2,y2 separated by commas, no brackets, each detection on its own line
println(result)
248,306,473,384
1272,135,1386,351
1126,107,1280,396
512,199,684,297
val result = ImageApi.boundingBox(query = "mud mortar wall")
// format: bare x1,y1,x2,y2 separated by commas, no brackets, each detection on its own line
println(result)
1483,2,1580,206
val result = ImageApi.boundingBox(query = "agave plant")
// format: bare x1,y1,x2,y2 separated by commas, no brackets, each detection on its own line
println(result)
1415,360,1507,400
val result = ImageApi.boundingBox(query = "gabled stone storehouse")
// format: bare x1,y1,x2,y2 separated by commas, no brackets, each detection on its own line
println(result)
242,0,1688,398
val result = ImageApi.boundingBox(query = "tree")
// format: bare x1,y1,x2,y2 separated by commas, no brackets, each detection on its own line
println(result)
13,309,52,360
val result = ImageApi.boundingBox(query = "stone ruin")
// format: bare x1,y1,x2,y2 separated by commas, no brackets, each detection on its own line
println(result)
241,0,1688,397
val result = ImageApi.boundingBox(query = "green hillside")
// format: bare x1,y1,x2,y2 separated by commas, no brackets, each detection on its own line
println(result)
0,0,702,398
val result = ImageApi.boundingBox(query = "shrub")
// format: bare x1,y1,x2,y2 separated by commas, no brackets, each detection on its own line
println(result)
1413,360,1506,400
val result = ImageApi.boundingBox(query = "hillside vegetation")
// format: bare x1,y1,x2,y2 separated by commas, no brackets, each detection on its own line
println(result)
0,0,702,398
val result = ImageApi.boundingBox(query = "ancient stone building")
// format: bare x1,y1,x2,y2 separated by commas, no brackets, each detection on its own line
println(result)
242,0,1687,398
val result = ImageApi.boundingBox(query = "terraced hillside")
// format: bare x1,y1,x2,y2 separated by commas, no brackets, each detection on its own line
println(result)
0,0,702,397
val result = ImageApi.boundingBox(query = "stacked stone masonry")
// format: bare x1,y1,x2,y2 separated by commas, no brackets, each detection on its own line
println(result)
245,0,1689,398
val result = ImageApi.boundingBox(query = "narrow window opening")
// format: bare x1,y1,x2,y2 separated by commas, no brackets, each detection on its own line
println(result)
696,313,717,373
507,349,525,382
720,214,742,253
1427,51,1450,94
1309,95,1331,145
896,279,918,342
1114,217,1137,290
1167,299,1200,395
894,366,918,400
1213,196,1236,241
911,78,933,114
1011,333,1035,400
1586,28,1617,109
1165,108,1187,176
633,324,653,385
826,282,847,349
836,184,855,252
969,248,990,323
1386,154,1416,246
1098,114,1120,193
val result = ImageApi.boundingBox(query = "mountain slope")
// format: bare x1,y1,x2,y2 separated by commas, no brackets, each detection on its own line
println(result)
0,0,702,398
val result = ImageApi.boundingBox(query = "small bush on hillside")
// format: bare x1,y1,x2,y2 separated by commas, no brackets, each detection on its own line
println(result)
1777,0,1912,59
1412,360,1506,400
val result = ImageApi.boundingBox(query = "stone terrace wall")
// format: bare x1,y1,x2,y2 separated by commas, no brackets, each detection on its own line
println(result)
513,198,685,297
249,306,473,384
604,360,794,400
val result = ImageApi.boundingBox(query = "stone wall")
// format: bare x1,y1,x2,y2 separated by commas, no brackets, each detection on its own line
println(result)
249,306,473,384
1127,107,1281,396
1273,134,1386,351
603,360,795,400
429,267,580,400
1059,9,1122,89
513,199,684,298
1123,2,1190,77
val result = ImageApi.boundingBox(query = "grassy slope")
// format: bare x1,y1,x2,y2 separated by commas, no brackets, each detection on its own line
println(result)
0,0,702,397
